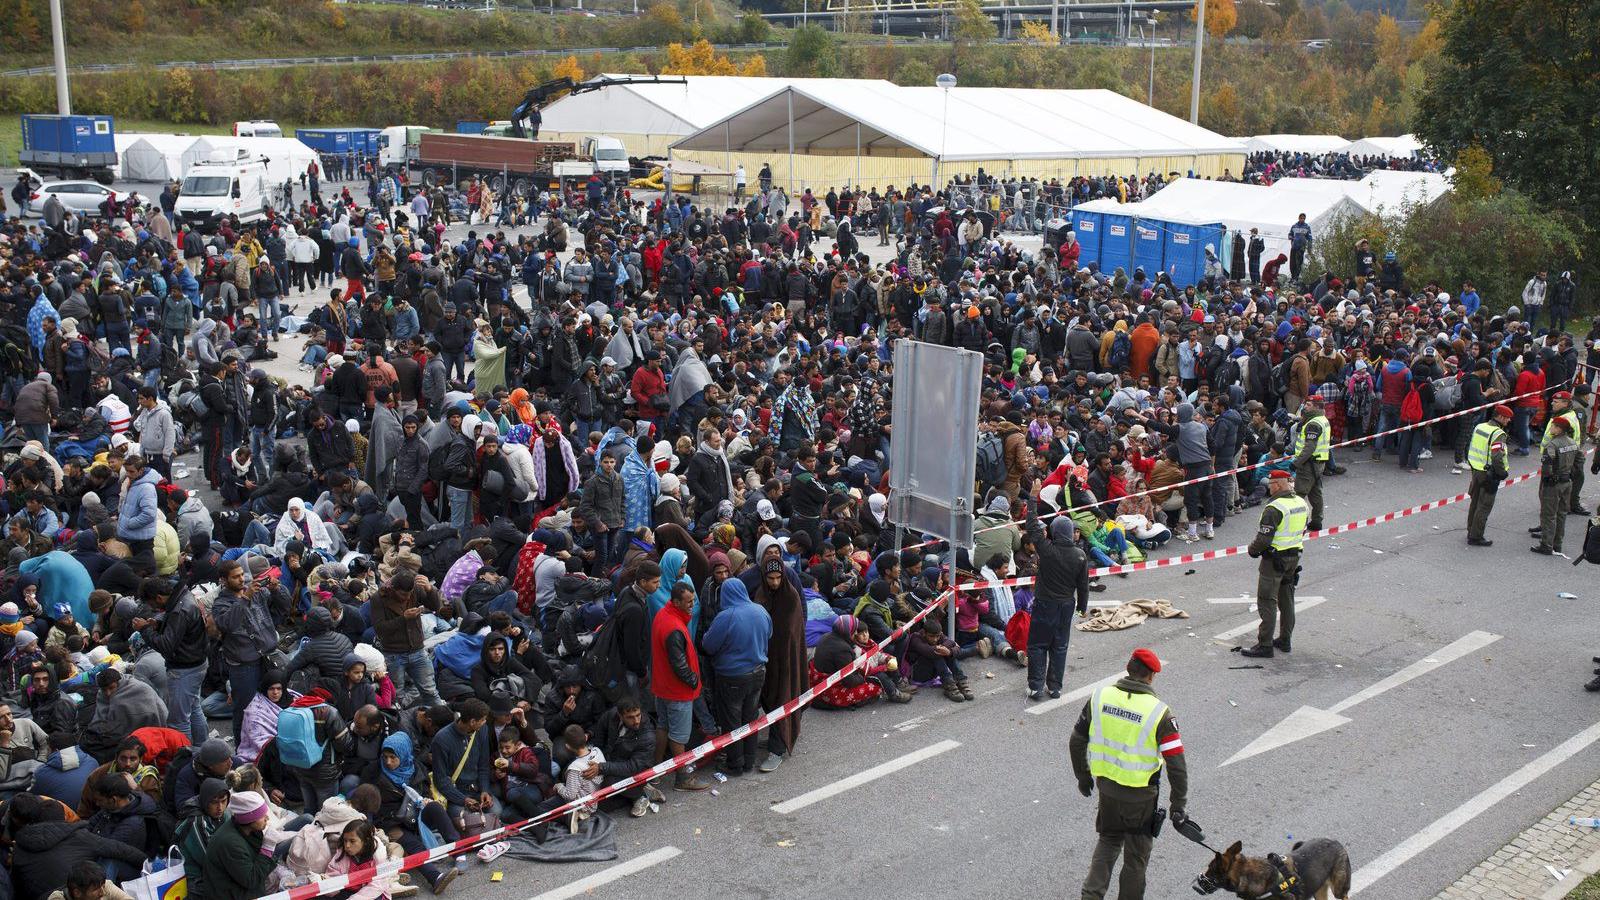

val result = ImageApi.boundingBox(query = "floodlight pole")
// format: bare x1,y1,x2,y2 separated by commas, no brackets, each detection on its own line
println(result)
1189,0,1205,124
935,73,955,192
49,0,70,114
1147,18,1157,107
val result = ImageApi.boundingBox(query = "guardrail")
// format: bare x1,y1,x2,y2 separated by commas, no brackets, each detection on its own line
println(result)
0,42,787,78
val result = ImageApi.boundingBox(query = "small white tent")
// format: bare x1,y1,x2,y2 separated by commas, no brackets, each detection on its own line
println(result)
227,137,320,185
189,136,242,167
1344,170,1449,214
121,135,204,182
1243,134,1349,156
1339,135,1423,159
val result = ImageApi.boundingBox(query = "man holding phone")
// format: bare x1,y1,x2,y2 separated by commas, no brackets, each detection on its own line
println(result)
372,569,444,707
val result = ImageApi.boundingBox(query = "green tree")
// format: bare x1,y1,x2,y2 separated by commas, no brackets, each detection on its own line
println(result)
738,11,771,43
784,24,839,77
1415,0,1600,234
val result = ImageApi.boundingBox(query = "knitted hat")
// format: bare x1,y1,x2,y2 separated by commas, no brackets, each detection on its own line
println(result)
0,603,19,624
228,790,269,824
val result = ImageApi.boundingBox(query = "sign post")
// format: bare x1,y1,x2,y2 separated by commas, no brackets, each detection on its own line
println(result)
887,340,982,638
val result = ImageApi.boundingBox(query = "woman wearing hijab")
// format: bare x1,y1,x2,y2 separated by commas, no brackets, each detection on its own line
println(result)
238,669,291,764
811,614,910,708
375,732,463,895
506,387,538,426
273,497,332,555
751,556,806,772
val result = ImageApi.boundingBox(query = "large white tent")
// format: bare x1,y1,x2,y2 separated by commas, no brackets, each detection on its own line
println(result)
1076,177,1363,264
1271,170,1451,216
1243,134,1349,155
1339,134,1423,159
537,74,894,157
670,83,1244,190
121,134,205,182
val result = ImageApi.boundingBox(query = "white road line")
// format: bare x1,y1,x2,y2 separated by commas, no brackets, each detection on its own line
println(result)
1325,631,1500,715
1212,596,1328,641
1205,595,1257,604
526,846,684,900
771,740,961,814
1352,719,1600,894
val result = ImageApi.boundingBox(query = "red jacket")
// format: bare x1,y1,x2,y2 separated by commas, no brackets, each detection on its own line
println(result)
1514,368,1546,407
650,603,701,702
631,365,667,409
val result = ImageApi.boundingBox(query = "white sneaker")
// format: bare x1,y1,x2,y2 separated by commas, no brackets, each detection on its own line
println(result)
476,842,509,862
631,796,650,818
1418,449,1433,460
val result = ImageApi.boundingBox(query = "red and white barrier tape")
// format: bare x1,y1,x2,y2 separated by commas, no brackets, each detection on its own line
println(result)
954,469,1541,591
905,377,1566,554
261,591,956,900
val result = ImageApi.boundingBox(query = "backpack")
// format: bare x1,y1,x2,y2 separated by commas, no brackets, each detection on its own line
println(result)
1399,385,1424,425
1574,517,1600,567
426,440,452,485
488,673,525,701
277,704,330,769
178,389,209,418
84,340,110,376
1108,331,1131,370
159,745,195,817
1270,356,1294,397
975,432,1008,490
1432,373,1461,411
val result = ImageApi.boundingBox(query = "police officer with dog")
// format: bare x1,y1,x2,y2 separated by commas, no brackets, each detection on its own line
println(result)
1070,648,1188,900
1465,404,1512,547
1240,470,1308,658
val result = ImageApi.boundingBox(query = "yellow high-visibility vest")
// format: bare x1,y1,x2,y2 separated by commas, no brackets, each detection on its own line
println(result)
1086,686,1168,788
1293,415,1330,461
1468,421,1507,473
1266,494,1309,551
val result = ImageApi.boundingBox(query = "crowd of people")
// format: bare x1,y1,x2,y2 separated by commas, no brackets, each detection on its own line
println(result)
1239,147,1443,183
0,155,1582,900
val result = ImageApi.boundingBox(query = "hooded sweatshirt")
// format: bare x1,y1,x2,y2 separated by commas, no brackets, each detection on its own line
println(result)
1172,403,1211,466
699,578,773,676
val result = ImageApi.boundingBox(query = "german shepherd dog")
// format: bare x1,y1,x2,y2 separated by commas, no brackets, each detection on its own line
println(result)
1197,838,1351,899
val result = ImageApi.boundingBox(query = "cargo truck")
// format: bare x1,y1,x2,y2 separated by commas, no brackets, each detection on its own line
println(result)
18,114,116,184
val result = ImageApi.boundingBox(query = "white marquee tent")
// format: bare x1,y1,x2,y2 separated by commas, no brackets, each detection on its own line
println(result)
1242,134,1349,155
537,74,894,157
670,83,1244,189
121,134,206,182
1271,170,1451,216
1339,134,1423,159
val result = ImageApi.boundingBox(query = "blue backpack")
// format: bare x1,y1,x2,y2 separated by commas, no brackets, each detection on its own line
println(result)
277,704,329,769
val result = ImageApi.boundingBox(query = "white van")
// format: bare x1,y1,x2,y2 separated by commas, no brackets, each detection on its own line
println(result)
232,120,283,138
175,158,271,230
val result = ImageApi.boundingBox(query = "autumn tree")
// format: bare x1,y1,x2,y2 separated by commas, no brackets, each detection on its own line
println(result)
1019,19,1057,45
552,54,585,82
1191,0,1236,38
663,38,742,75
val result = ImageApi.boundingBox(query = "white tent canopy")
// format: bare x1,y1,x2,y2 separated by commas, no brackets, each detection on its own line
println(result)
540,74,894,137
223,136,320,185
674,83,1243,162
1243,134,1349,155
1339,134,1423,159
190,136,241,167
1270,170,1450,216
121,134,205,182
1077,177,1363,262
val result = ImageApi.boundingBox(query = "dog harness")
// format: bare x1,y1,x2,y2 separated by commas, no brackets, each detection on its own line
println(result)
1249,854,1301,900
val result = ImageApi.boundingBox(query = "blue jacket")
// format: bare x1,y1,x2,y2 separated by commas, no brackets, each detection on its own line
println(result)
31,746,99,808
700,579,772,676
117,468,162,541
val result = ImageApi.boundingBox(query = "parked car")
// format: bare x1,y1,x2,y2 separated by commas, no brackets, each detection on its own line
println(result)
30,179,114,216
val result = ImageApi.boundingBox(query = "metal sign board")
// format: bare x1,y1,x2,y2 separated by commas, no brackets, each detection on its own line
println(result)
886,340,981,549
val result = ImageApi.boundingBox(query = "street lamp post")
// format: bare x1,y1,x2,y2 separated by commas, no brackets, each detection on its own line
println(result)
935,72,955,191
1147,17,1157,107
1189,0,1206,124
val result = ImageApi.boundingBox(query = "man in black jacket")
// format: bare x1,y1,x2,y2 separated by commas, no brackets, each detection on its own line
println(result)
305,410,355,481
590,697,662,818
198,362,230,490
1024,504,1091,700
133,577,212,746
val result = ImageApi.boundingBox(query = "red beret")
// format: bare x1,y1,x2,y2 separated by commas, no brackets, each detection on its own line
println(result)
1554,390,1572,400
1268,470,1292,481
1131,648,1161,673
1303,394,1324,406
1493,405,1513,419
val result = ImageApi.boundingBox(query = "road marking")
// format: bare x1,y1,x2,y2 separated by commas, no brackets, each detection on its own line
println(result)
1212,596,1328,641
891,714,932,733
527,846,684,900
1351,719,1600,894
1205,595,1257,604
1221,631,1501,766
771,740,960,814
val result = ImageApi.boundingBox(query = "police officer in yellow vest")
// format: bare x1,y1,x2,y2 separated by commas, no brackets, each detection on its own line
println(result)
1292,394,1330,530
1070,648,1188,900
1539,389,1587,514
1465,404,1512,547
1241,470,1308,658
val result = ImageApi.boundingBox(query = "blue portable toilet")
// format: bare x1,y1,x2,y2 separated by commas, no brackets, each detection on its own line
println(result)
1159,218,1225,289
1070,208,1101,269
1132,219,1163,279
1098,212,1133,276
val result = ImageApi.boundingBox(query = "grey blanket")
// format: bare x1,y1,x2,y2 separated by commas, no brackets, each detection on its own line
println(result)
501,809,620,864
